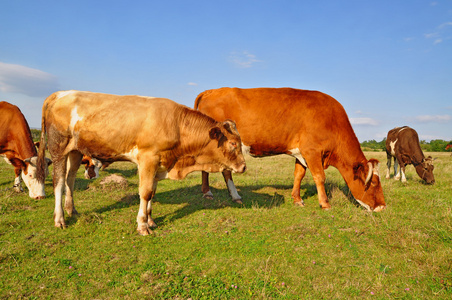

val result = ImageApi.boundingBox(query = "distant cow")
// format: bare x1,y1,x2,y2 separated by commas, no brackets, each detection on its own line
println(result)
0,101,51,198
37,90,246,235
195,87,385,212
446,144,452,156
385,126,435,184
81,155,111,179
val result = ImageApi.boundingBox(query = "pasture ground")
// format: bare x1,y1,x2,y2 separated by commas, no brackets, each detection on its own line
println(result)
0,152,451,299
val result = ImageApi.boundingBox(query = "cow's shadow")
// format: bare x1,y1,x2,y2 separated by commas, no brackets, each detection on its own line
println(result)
89,179,359,228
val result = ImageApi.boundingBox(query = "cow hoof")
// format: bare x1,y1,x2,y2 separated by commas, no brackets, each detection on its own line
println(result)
13,186,23,193
137,224,152,236
232,198,243,205
320,204,332,210
293,201,305,207
148,219,157,228
66,209,79,217
55,222,67,229
202,191,214,200
373,205,386,212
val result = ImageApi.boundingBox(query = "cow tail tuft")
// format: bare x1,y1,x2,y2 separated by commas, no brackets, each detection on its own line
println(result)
37,102,48,184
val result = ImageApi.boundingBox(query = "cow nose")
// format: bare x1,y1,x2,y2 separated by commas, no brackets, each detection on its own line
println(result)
34,195,45,200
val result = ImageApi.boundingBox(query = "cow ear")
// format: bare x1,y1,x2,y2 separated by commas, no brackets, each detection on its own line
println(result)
9,158,26,170
353,162,365,180
209,126,223,141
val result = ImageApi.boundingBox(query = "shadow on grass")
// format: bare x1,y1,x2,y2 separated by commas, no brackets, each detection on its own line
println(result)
87,181,343,228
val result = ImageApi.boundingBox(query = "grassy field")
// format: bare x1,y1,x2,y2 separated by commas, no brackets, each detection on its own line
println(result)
0,151,451,299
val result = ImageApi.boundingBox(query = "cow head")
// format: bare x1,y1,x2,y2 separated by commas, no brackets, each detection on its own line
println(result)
206,120,246,174
353,159,386,212
415,156,435,184
22,156,52,199
81,156,102,179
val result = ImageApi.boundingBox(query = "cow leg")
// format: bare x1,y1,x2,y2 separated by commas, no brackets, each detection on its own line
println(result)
385,153,392,179
305,155,330,209
291,160,306,206
201,171,214,199
145,180,158,229
222,170,242,204
64,152,82,217
394,158,400,180
53,155,68,228
400,165,407,183
13,167,24,192
137,156,159,235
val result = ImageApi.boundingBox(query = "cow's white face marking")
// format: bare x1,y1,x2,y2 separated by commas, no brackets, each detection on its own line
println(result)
288,148,307,167
390,139,398,156
21,163,45,198
70,107,83,131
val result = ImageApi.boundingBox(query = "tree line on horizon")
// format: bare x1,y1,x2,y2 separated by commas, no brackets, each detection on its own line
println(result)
360,138,452,152
30,129,451,153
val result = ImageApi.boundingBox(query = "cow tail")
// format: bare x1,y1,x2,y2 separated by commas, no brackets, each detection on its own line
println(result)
37,101,48,184
193,92,204,110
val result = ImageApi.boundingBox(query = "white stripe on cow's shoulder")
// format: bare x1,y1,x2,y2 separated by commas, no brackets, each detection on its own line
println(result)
398,127,407,133
69,107,83,132
288,148,307,167
56,90,76,99
390,139,398,156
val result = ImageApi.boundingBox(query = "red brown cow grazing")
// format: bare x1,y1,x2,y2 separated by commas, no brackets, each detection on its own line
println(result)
0,101,51,198
446,144,452,156
37,90,246,235
385,126,435,184
195,87,385,212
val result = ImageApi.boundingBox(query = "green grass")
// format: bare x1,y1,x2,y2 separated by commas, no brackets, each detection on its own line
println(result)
1,152,451,299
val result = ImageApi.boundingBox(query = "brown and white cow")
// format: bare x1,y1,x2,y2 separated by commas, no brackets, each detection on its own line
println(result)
385,126,435,184
195,87,385,212
0,101,51,198
81,155,111,179
37,90,246,235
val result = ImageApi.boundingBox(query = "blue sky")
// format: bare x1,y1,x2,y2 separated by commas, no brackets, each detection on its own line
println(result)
1,0,451,142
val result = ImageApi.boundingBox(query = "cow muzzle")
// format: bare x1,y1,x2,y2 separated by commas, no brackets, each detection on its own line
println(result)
233,163,247,174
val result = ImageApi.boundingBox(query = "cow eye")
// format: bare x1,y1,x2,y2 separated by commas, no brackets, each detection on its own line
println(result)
230,141,237,148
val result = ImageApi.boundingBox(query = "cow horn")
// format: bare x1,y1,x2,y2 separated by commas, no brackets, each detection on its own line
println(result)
365,162,373,185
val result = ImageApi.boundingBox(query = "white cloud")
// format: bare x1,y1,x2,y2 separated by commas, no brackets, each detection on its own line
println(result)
349,117,379,126
187,82,198,86
229,51,261,68
439,22,452,29
414,114,451,123
0,62,59,97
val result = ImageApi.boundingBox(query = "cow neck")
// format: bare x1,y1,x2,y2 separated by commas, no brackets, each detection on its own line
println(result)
175,107,216,156
332,139,370,198
11,117,37,160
